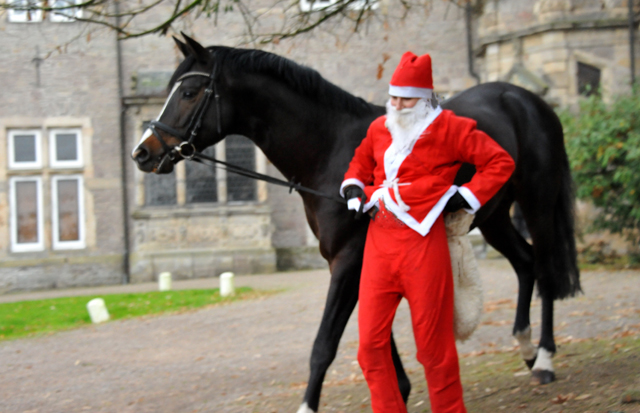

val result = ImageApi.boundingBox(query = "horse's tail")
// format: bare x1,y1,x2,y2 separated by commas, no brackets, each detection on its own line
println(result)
502,88,581,300
549,150,582,299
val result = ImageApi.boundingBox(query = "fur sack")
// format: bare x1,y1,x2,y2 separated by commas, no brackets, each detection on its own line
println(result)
445,210,483,341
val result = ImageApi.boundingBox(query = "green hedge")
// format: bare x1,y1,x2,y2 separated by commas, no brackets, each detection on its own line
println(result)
559,91,640,261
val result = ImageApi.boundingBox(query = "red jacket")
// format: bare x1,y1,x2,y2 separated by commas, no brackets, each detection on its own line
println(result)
341,108,515,236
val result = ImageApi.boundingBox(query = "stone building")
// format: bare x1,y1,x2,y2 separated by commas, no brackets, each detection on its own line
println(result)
0,0,637,291
477,0,637,105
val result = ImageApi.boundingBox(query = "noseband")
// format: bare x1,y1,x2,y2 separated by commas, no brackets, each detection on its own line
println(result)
146,63,222,168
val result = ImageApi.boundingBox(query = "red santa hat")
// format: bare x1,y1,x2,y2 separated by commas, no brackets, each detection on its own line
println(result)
388,52,433,100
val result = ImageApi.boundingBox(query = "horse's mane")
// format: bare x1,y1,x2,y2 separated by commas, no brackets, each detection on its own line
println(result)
170,46,376,117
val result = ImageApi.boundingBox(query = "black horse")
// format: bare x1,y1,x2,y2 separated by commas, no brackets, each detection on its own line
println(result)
132,34,581,413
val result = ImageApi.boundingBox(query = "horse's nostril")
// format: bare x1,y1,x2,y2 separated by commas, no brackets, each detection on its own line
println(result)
133,147,150,163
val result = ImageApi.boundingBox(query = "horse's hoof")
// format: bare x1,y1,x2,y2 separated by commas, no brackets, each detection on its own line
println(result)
524,357,536,370
296,402,316,413
531,369,555,385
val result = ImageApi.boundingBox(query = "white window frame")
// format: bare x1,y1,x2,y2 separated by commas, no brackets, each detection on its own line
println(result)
49,128,83,168
49,0,82,22
8,129,42,170
51,175,86,250
8,0,43,22
9,176,45,252
300,0,377,12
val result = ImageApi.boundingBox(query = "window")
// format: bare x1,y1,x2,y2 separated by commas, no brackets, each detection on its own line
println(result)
577,62,601,96
9,177,44,252
49,128,83,168
51,175,85,249
8,0,43,22
300,0,377,12
6,126,87,252
49,0,82,22
8,129,42,169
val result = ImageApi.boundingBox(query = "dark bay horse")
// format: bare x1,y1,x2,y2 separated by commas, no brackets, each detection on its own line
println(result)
132,34,581,413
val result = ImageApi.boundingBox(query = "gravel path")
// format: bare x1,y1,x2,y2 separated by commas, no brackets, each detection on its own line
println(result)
1,259,638,413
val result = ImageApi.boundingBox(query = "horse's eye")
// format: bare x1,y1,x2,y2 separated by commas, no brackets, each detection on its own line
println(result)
182,90,196,99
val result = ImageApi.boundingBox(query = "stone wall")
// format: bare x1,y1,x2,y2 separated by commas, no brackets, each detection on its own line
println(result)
129,205,275,282
478,0,639,106
0,17,127,291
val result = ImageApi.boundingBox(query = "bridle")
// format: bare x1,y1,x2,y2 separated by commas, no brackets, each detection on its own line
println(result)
145,62,222,170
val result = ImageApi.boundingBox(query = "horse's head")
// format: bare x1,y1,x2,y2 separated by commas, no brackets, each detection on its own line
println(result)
132,34,227,174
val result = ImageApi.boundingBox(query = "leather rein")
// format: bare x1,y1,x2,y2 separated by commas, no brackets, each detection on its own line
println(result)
143,65,347,206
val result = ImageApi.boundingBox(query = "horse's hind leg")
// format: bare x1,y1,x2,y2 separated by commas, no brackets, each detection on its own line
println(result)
478,201,539,372
519,201,563,384
298,249,410,413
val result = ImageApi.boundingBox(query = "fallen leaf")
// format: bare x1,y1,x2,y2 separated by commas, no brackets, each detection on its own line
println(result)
550,394,569,404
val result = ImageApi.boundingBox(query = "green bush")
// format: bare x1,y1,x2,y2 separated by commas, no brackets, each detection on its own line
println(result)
560,91,640,259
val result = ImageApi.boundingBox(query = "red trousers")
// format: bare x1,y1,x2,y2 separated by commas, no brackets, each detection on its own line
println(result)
357,209,467,413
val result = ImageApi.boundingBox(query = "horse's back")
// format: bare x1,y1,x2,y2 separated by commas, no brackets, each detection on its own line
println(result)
442,82,564,165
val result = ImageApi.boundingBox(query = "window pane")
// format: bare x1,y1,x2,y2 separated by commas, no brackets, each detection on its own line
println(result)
144,172,177,206
226,136,256,202
13,134,36,163
15,181,39,244
50,0,81,21
10,0,26,17
55,133,78,161
9,0,42,21
56,179,80,241
186,146,217,203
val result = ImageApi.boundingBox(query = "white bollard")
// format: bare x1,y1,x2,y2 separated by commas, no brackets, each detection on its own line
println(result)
219,272,235,297
87,298,110,324
158,272,172,291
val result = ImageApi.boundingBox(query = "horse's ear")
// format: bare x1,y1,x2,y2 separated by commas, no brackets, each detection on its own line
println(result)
173,36,190,58
181,32,209,63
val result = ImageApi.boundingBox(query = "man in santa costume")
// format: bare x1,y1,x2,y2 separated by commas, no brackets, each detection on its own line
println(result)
341,52,515,413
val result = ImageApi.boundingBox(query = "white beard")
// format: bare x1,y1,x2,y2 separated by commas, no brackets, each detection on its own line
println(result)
385,98,433,153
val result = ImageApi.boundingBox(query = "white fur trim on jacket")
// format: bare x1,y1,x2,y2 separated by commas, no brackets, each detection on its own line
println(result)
361,185,459,236
340,178,365,198
457,186,482,214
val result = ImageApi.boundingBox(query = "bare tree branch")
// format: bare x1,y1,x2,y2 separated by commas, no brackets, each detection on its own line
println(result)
0,0,464,44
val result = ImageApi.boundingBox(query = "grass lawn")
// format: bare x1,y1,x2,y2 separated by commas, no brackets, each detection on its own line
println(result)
0,287,262,341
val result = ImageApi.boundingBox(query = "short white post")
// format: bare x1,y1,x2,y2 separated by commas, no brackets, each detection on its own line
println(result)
87,298,110,324
158,272,172,291
219,272,235,297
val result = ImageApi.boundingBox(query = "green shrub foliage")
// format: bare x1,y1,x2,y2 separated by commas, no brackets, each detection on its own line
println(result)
560,92,640,251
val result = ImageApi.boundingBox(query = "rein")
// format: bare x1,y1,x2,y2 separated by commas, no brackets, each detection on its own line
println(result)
143,66,347,206
193,150,347,205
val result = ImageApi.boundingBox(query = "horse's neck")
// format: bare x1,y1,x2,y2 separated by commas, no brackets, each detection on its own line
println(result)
232,80,377,184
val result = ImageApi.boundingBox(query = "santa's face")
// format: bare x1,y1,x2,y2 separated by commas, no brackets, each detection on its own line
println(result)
386,97,430,131
389,96,421,111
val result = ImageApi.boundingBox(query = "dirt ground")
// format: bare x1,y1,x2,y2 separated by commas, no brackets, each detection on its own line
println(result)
0,259,638,413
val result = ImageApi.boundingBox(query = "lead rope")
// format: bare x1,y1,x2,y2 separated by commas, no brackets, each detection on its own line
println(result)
191,150,348,205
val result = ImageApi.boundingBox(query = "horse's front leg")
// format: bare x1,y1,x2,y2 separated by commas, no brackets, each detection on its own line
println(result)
297,249,361,413
297,248,410,413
